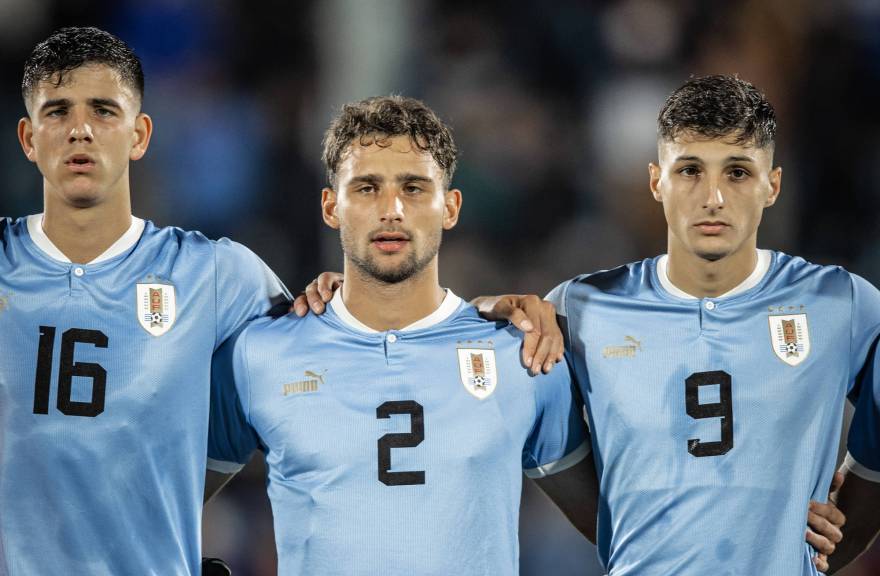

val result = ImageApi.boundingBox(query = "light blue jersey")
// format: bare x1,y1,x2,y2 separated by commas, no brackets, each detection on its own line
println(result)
547,249,880,575
209,290,589,576
0,214,288,575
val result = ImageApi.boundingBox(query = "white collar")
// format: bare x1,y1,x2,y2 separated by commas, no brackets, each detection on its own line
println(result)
657,249,772,300
27,213,145,264
330,288,462,333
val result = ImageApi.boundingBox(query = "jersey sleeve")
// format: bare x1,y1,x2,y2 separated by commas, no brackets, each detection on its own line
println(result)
213,239,291,347
207,325,261,473
544,279,570,318
845,273,880,481
522,359,590,478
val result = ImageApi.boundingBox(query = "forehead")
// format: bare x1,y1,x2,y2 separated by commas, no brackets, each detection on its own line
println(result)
29,63,134,104
658,133,771,164
337,135,443,180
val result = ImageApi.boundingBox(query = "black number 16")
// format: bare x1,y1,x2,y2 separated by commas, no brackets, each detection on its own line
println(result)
33,326,108,417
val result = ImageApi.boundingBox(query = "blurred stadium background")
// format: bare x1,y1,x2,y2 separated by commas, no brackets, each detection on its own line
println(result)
1,0,879,574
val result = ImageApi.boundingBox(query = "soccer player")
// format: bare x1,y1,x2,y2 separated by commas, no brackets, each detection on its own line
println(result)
541,75,880,574
0,27,290,574
207,96,598,574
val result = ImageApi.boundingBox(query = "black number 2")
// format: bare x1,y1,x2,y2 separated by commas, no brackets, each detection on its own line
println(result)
33,326,109,417
685,370,733,457
376,400,425,486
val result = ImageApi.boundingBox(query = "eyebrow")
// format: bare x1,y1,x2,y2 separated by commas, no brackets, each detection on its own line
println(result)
89,97,122,109
39,98,70,112
673,155,757,163
38,97,122,112
348,173,434,185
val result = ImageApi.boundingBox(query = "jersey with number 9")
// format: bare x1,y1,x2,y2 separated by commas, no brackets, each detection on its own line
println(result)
547,250,880,575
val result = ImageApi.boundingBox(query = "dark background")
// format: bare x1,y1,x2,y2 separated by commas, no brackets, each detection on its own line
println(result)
1,1,878,574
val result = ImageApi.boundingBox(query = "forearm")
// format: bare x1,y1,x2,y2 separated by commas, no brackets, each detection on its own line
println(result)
826,470,880,574
533,455,599,544
204,470,236,504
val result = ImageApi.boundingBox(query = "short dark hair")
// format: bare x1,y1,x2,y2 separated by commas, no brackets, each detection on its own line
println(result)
658,75,776,148
22,27,144,110
322,95,458,188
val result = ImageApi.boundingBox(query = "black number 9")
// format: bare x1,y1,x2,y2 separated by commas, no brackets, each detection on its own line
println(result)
685,370,733,457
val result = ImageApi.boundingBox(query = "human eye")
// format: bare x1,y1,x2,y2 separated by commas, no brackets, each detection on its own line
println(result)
678,165,700,177
403,184,423,194
95,107,116,118
357,185,375,194
728,167,750,181
45,107,66,118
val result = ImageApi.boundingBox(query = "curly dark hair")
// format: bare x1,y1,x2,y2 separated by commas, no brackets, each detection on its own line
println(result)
658,75,776,148
322,95,458,188
22,26,144,110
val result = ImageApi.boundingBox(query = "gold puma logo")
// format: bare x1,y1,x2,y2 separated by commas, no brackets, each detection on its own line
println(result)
602,336,642,359
283,370,327,395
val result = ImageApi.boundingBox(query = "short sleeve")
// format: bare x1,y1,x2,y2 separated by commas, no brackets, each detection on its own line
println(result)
845,274,880,481
544,279,571,318
213,239,290,348
522,360,590,478
207,325,261,473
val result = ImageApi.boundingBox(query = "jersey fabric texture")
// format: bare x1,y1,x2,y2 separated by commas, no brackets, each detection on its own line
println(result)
546,250,880,576
0,215,288,576
208,290,589,576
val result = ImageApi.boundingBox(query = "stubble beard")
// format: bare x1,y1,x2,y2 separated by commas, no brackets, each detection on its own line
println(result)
341,227,442,285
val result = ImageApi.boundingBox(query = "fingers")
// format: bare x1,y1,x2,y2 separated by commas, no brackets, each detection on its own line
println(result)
812,550,828,572
806,509,843,556
516,295,562,374
298,272,343,316
303,279,325,314
830,470,845,494
806,528,836,557
316,272,344,301
811,499,846,531
292,293,310,317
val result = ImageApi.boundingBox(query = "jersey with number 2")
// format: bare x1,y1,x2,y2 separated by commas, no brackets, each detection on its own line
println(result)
208,293,589,576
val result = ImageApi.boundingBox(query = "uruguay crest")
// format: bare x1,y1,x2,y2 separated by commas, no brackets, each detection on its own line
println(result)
768,313,810,366
136,283,177,337
457,348,498,399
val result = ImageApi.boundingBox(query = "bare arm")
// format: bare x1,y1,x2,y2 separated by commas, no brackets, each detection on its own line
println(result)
826,469,880,574
532,455,599,544
204,470,236,504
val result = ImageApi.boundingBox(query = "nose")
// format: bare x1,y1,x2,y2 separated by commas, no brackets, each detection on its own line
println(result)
67,110,94,143
379,190,404,223
701,178,724,210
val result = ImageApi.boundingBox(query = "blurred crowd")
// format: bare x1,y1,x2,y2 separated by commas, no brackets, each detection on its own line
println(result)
1,1,879,574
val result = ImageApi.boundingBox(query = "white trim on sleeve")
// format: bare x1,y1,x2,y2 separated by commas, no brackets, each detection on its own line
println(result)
842,452,880,483
206,457,247,475
524,439,591,479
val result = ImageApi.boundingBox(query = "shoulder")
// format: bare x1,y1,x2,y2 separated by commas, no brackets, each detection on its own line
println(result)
771,251,870,297
0,216,36,263
551,258,655,308
141,222,259,263
238,312,312,348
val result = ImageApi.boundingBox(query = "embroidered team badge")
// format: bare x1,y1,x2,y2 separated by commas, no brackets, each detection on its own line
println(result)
768,313,810,366
136,283,177,337
457,347,498,399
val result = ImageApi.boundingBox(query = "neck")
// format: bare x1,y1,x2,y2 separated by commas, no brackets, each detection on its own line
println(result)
666,238,758,298
341,258,445,331
42,187,133,264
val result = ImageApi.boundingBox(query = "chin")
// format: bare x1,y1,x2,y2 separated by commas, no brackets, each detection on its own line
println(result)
59,188,105,209
695,251,728,262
